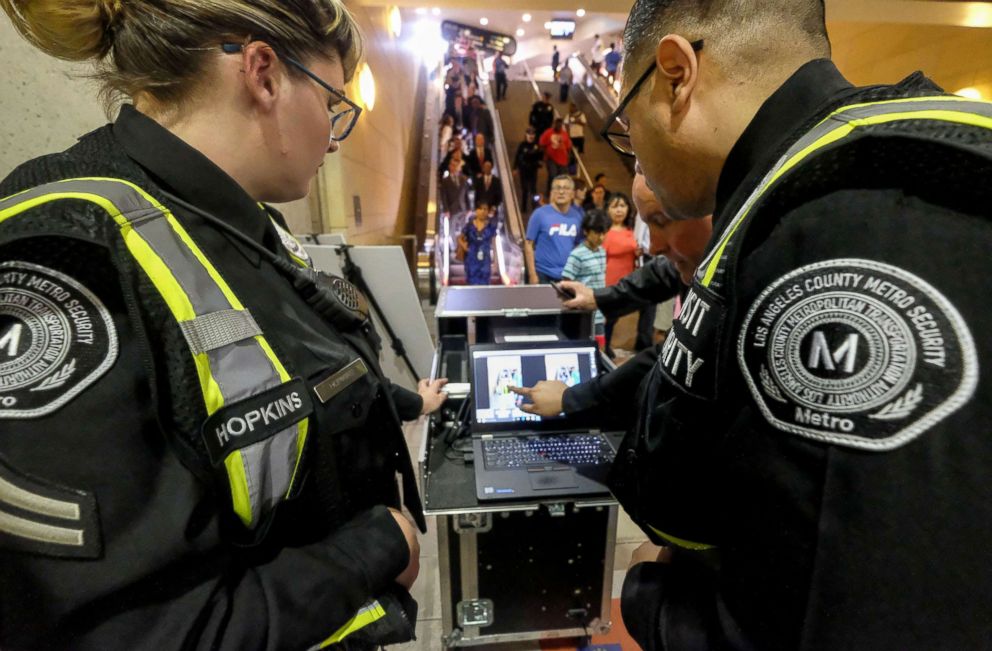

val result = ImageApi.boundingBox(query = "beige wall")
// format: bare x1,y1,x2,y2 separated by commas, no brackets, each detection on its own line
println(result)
316,3,423,244
830,21,992,97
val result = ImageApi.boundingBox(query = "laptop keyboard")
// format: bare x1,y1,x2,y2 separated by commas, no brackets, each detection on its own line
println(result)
483,434,615,469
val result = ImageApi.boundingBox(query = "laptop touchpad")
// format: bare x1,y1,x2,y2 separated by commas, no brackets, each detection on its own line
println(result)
529,468,579,490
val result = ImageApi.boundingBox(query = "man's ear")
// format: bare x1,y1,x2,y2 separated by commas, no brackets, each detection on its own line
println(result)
242,41,281,112
655,34,700,116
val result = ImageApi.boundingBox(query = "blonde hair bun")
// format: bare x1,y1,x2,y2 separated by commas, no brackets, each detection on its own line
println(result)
0,0,120,61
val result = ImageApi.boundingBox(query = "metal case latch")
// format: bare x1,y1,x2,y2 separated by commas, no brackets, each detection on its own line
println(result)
454,512,492,533
545,503,567,517
457,598,495,627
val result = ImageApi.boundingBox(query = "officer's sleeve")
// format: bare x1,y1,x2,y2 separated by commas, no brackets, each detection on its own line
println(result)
563,346,658,428
594,255,682,319
727,188,991,650
388,382,424,420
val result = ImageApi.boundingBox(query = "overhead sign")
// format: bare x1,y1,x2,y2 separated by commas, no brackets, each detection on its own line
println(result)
442,20,517,57
549,20,576,40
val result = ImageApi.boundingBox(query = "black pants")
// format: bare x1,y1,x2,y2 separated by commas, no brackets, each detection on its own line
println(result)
559,83,570,103
545,161,569,194
572,136,585,154
621,561,726,651
520,170,538,213
495,73,508,100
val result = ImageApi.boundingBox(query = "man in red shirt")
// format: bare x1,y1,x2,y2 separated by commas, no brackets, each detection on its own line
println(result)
539,118,572,194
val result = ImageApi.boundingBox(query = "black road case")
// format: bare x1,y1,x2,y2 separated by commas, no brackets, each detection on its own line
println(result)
421,286,619,647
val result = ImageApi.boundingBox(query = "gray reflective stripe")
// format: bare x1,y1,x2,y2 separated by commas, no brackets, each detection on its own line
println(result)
698,97,992,288
0,509,83,546
0,178,304,528
0,475,80,520
179,309,262,355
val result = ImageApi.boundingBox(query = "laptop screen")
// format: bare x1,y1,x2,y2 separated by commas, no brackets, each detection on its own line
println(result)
470,341,598,431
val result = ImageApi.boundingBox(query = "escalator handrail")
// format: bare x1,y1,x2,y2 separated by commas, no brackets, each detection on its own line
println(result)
480,77,526,247
522,59,593,189
425,63,445,296
574,54,619,115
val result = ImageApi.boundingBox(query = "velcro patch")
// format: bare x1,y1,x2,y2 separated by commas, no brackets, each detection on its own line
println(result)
656,283,726,400
0,454,101,558
201,378,314,465
738,258,978,451
0,261,118,419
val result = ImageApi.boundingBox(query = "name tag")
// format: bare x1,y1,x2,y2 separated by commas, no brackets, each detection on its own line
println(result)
313,358,369,404
201,378,313,465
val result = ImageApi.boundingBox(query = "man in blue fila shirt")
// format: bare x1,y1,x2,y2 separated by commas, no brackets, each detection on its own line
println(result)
525,175,585,283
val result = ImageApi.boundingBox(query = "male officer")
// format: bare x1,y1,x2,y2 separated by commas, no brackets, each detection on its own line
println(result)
600,0,992,649
513,174,711,421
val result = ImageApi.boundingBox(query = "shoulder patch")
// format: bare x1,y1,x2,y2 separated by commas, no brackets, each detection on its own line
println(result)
0,261,118,419
738,258,977,451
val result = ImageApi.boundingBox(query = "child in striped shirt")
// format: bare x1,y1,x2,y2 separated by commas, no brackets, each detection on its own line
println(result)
562,209,610,336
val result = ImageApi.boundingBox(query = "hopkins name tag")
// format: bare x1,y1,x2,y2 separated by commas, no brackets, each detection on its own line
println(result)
313,358,369,404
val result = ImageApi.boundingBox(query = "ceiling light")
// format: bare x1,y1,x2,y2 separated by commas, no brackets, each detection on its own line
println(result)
358,63,376,111
544,21,552,29
522,13,532,22
516,28,525,37
414,7,426,14
576,8,586,17
388,6,402,38
431,7,440,16
480,17,489,26
955,87,983,100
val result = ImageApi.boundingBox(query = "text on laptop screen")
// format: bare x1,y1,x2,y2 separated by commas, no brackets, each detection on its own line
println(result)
472,346,597,425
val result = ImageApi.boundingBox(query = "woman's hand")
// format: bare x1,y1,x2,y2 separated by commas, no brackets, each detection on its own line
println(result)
418,378,449,415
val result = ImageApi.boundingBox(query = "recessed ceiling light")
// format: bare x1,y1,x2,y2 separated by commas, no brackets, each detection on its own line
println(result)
516,28,525,37
522,13,532,22
544,21,552,29
414,7,426,14
956,87,983,100
480,17,489,26
431,7,440,15
576,8,586,17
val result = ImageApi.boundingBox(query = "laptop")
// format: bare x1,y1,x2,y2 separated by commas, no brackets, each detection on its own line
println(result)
469,340,617,501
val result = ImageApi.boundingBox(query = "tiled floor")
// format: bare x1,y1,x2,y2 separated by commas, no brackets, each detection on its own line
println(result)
397,416,647,651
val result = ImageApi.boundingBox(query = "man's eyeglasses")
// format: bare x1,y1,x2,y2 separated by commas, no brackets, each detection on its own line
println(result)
600,39,704,158
551,185,574,192
219,42,362,142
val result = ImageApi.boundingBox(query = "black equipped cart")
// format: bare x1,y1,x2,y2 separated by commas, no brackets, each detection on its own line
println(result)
420,286,621,647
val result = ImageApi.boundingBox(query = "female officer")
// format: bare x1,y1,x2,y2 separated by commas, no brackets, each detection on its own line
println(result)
0,0,446,648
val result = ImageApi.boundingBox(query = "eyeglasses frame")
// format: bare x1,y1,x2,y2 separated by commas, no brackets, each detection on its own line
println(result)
600,39,705,158
218,42,362,142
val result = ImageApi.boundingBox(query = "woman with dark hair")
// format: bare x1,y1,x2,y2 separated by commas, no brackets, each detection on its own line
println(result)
601,192,641,357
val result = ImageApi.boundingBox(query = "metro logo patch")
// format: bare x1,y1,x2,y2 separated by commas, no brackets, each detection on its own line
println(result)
0,262,117,418
739,259,978,451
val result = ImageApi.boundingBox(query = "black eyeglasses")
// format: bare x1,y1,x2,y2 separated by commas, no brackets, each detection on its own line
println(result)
600,39,704,158
219,42,362,142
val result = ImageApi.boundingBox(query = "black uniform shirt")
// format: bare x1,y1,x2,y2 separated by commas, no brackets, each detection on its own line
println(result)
616,60,992,650
0,106,420,649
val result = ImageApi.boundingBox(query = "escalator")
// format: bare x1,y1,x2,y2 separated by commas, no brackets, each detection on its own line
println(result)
493,60,634,211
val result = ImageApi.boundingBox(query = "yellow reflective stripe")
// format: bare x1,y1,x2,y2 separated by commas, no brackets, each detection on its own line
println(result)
822,94,988,118
700,122,856,286
289,252,310,268
849,109,992,132
701,104,992,287
224,451,253,527
318,601,387,648
647,524,716,551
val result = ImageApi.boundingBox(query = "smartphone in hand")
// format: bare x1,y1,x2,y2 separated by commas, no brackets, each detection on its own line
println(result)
550,281,576,300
